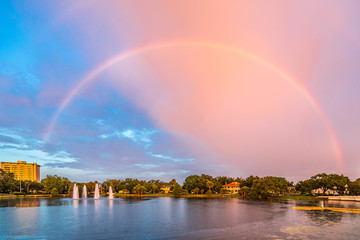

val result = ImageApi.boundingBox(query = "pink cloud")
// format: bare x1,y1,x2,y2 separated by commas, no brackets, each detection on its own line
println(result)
46,1,360,179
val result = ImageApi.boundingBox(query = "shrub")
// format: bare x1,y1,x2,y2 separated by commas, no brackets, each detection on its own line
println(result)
13,192,24,195
51,188,60,197
173,184,182,197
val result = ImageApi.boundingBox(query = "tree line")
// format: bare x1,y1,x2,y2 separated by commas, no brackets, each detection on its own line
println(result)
1,169,360,199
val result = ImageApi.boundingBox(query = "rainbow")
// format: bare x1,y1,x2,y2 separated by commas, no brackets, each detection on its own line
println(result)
43,40,344,169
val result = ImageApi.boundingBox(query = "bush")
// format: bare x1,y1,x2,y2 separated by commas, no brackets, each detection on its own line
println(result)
206,190,212,196
51,188,60,197
173,184,182,197
13,192,24,195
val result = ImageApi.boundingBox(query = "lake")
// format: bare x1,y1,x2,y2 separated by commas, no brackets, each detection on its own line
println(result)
1,197,360,239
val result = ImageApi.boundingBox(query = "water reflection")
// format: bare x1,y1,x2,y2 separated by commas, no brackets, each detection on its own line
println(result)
302,209,343,224
73,199,79,209
0,197,359,239
0,198,41,208
109,199,113,209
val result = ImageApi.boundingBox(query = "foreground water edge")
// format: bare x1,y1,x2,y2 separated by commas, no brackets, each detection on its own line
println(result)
1,197,360,239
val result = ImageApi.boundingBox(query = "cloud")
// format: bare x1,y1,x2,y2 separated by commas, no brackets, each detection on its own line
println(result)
2,1,360,182
147,152,193,163
99,128,157,147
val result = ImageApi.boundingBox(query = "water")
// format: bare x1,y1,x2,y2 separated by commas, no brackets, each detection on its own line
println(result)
94,183,100,200
0,197,359,239
82,185,87,199
109,186,113,200
72,184,79,199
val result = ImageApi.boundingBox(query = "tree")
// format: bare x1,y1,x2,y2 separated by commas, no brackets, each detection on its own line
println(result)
239,186,250,198
183,174,215,193
192,187,200,194
24,181,44,194
0,169,18,193
173,183,182,197
249,178,272,199
133,184,146,195
206,180,214,193
310,173,350,194
122,178,140,193
183,175,201,193
151,184,158,194
296,179,316,194
51,188,60,196
170,179,177,186
249,176,291,199
243,175,260,188
220,188,227,195
42,175,71,194
349,179,360,195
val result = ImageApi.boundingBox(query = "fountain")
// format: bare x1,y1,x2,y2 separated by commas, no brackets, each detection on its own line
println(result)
109,186,113,200
94,183,100,199
82,184,87,199
72,183,79,199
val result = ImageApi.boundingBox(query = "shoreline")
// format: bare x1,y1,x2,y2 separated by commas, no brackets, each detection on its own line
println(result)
0,194,321,201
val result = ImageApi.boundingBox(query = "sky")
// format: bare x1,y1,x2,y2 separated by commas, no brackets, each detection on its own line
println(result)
1,1,360,183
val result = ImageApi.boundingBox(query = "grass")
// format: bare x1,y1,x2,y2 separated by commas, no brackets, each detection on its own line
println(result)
0,194,54,198
114,193,242,198
274,195,320,201
293,206,360,213
0,193,321,201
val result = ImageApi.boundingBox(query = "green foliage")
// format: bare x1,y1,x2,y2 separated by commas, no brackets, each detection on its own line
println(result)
249,176,291,199
220,188,227,194
192,187,200,194
13,192,24,195
173,183,182,197
311,173,350,192
243,175,260,188
206,189,212,196
239,186,250,198
51,188,60,196
26,181,44,193
183,174,215,193
296,173,351,195
41,175,71,194
0,169,18,193
296,179,316,194
206,180,214,190
348,179,360,195
133,184,146,195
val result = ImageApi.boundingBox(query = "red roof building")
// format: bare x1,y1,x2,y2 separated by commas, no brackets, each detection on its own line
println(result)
222,182,240,194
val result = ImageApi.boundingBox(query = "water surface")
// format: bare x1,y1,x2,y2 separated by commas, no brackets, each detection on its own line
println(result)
0,197,359,239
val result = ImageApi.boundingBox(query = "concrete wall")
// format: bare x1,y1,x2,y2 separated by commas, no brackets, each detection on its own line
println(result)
327,196,360,201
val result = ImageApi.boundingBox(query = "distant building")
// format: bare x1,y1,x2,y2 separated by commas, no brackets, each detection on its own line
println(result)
222,182,240,194
160,185,171,194
287,186,296,193
119,189,130,194
312,188,324,195
1,161,40,182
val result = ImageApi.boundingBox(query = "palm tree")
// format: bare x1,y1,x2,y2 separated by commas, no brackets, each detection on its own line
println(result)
206,180,214,193
133,184,146,195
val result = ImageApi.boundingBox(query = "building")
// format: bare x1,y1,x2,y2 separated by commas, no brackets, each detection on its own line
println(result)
160,185,171,194
1,161,40,182
312,188,324,195
222,182,240,194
